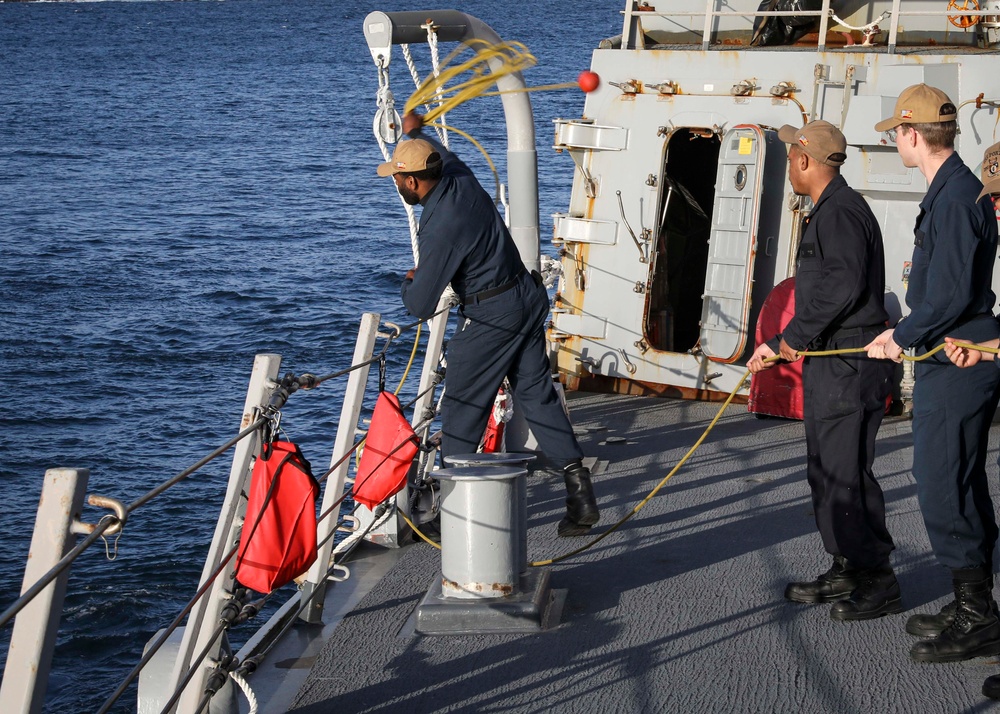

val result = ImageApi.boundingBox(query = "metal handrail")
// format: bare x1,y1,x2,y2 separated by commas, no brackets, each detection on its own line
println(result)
0,305,448,714
621,0,993,53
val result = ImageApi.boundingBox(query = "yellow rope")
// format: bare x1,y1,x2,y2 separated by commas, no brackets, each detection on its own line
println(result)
401,511,442,549
403,39,539,122
399,342,996,562
401,39,579,202
394,322,422,396
433,121,501,201
529,340,992,566
793,342,999,360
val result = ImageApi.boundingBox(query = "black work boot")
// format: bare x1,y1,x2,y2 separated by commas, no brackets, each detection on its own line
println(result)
910,569,1000,663
985,673,1000,699
830,564,904,621
785,556,860,604
557,460,599,537
907,573,993,637
906,600,958,637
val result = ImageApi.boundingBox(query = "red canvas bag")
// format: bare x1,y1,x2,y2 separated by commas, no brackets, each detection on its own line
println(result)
234,440,320,593
353,391,420,510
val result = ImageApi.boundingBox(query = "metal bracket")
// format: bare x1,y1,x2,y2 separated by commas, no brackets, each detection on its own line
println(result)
618,349,637,374
645,80,677,96
616,190,648,263
609,79,639,95
731,79,759,96
72,494,128,536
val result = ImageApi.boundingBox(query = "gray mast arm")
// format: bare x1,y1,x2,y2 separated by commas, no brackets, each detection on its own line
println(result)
363,10,541,273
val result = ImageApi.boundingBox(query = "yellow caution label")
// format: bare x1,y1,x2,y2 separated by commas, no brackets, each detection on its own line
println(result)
738,136,753,155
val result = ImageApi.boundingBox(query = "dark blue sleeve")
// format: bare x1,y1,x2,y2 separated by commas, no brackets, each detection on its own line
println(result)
400,210,465,320
893,201,980,348
781,204,873,351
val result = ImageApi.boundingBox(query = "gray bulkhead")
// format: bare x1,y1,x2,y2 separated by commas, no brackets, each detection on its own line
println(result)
550,1,1000,399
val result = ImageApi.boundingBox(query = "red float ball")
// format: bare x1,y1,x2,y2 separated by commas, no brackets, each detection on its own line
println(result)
577,70,600,93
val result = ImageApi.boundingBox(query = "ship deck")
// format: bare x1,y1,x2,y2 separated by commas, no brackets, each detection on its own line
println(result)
269,391,1000,713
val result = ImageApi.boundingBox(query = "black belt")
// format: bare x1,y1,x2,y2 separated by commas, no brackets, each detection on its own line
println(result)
461,269,525,306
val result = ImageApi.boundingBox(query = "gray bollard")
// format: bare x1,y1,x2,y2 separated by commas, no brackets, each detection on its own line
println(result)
434,465,522,599
443,452,535,576
414,460,561,634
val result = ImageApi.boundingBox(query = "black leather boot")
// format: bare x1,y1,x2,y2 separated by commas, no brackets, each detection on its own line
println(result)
557,460,599,537
785,556,860,604
907,573,993,637
906,600,957,637
984,673,1000,699
830,564,903,621
910,569,1000,663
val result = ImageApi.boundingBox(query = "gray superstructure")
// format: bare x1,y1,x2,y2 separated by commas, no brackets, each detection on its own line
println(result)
551,0,1000,400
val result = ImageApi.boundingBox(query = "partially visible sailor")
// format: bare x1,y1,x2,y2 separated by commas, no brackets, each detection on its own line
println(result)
939,138,1000,700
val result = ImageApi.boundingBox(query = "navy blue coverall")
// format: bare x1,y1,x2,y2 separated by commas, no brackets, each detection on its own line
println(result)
400,130,584,466
768,175,895,569
892,152,1000,570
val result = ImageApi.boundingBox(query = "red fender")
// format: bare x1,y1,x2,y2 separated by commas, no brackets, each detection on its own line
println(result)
353,391,420,510
748,278,805,420
235,441,320,593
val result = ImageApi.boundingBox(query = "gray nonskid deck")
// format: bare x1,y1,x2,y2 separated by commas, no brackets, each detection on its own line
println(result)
289,392,1000,713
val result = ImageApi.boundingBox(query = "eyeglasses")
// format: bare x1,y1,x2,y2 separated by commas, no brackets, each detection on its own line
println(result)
885,127,899,143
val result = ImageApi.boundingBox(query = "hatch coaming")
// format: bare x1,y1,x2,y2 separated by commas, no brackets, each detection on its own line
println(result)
550,45,1000,398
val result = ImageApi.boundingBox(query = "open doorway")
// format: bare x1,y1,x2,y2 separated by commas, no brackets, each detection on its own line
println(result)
644,128,721,352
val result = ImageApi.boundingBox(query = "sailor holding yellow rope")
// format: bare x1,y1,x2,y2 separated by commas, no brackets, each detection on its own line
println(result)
865,86,1000,668
747,120,900,621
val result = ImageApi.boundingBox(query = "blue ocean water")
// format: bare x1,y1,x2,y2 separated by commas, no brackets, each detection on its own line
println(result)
0,0,612,710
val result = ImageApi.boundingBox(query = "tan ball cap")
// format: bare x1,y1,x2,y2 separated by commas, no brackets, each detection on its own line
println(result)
874,83,957,132
376,139,441,177
979,141,1000,201
777,120,848,166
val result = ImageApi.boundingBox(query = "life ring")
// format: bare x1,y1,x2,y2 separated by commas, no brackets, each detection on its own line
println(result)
948,0,981,29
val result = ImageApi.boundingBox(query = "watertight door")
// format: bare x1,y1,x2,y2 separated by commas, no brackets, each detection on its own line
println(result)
698,124,768,362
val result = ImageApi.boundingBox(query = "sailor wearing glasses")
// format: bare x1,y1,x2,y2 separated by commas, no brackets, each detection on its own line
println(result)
866,86,1000,665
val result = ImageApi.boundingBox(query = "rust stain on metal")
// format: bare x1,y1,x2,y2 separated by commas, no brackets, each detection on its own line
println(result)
574,372,748,404
442,577,514,597
492,582,515,596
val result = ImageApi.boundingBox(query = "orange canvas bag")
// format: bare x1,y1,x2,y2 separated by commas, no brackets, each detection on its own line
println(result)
353,391,420,510
234,440,320,593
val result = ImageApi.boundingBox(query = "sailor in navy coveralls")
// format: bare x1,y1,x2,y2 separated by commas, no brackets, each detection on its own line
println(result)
748,121,898,621
376,112,599,537
868,85,1000,664
943,139,1000,698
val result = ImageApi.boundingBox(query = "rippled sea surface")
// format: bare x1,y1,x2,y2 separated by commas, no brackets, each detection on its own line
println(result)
0,0,612,710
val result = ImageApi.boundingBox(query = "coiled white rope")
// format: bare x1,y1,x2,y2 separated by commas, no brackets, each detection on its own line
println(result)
229,671,259,714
